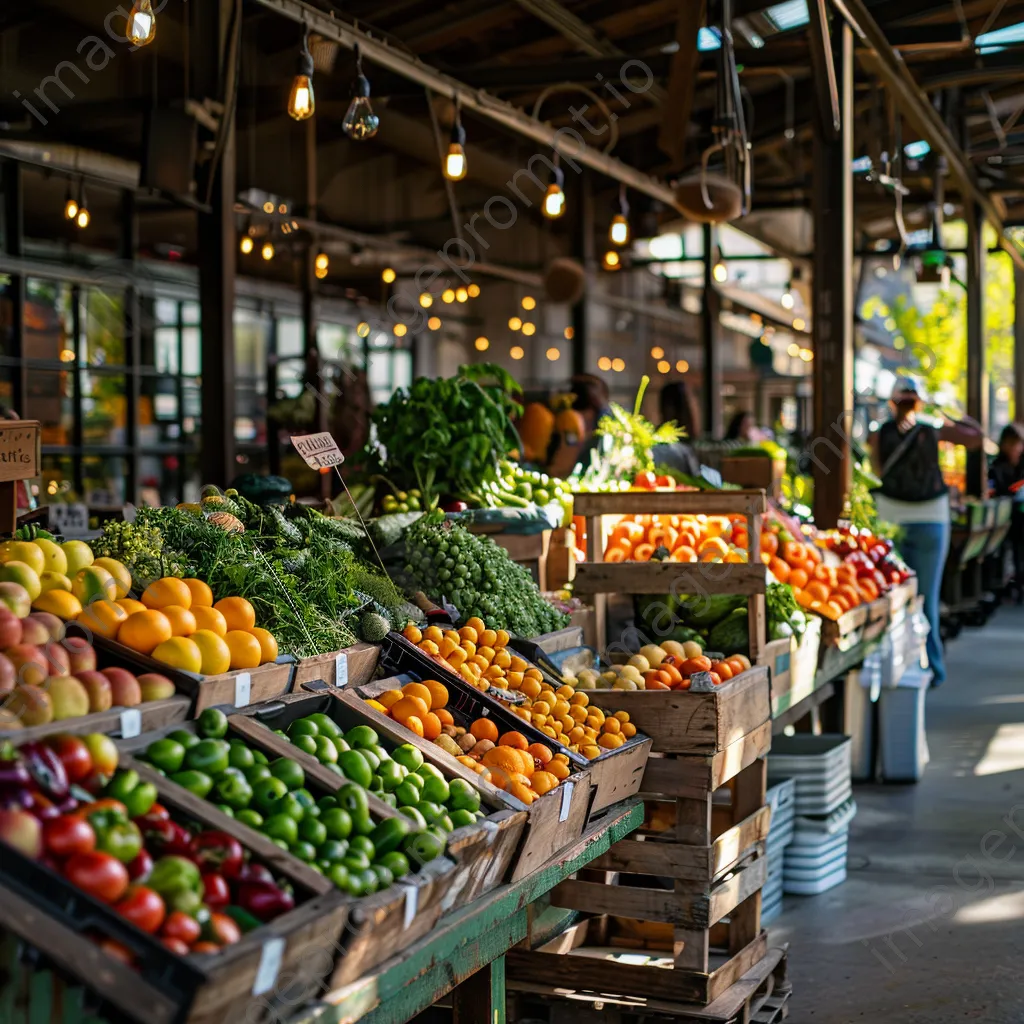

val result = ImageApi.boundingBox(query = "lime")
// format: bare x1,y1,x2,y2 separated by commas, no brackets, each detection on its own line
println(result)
356,748,380,773
317,795,338,813
288,719,319,739
379,851,410,879
345,725,378,750
293,789,318,815
270,758,305,790
341,851,371,873
349,835,377,860
263,813,298,846
197,708,229,739
252,750,269,766
306,713,342,740
293,734,318,756
319,839,348,863
358,868,380,894
416,800,444,824
236,809,264,830
398,806,427,830
300,817,327,847
336,753,373,790
320,808,353,841
449,809,476,829
378,761,406,791
448,779,481,814
252,777,289,813
371,863,394,890
270,793,306,822
328,863,350,890
167,729,200,750
394,781,422,808
228,741,255,770
243,763,272,785
291,840,317,862
420,775,450,804
392,744,424,772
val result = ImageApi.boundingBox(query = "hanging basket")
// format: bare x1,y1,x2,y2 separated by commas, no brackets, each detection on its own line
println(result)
673,172,743,224
544,258,586,305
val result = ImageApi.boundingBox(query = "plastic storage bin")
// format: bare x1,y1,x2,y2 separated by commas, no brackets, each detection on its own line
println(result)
845,654,881,782
879,664,930,782
762,778,796,925
783,798,857,896
767,735,852,816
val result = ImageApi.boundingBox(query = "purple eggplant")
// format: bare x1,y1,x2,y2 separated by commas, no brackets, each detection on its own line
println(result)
0,757,31,790
236,879,295,922
19,743,68,802
0,787,34,811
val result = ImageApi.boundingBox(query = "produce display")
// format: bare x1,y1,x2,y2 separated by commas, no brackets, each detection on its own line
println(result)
0,732,298,959
135,709,447,897
566,641,753,692
400,515,568,636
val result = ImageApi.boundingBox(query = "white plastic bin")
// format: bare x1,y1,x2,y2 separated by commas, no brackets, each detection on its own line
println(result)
782,799,857,896
879,664,930,782
767,735,853,816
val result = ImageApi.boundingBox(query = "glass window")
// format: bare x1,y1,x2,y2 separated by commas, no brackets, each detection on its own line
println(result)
155,298,179,326
83,455,128,506
235,309,270,379
139,451,182,507
183,301,201,325
81,371,128,446
25,279,74,362
36,455,75,505
277,317,303,357
182,382,201,434
275,358,305,399
81,287,126,366
26,370,74,445
182,327,201,375
139,376,180,445
318,322,360,366
155,327,179,374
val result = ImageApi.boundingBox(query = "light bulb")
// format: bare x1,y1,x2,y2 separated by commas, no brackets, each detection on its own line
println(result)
357,322,370,337
263,201,275,213
712,261,728,283
428,316,442,330
792,317,806,331
602,250,621,270
467,283,480,298
382,267,396,283
676,359,689,372
611,358,625,372
262,241,275,261
521,296,536,311
419,292,433,308
510,346,525,360
564,326,575,340
598,356,612,371
509,317,522,331
127,0,156,46
546,347,560,361
393,323,408,337
343,51,379,140
240,235,254,255
474,337,489,351
315,252,329,271
542,182,565,219
455,287,468,303
442,289,455,303
288,76,314,121
780,290,795,310
609,214,630,246
521,322,536,336
64,193,78,220
76,208,90,229
315,266,328,280
787,342,800,357
651,346,664,359
444,144,467,181
657,360,670,374
799,348,813,362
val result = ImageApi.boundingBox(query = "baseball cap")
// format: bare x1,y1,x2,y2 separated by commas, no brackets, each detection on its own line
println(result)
890,377,921,401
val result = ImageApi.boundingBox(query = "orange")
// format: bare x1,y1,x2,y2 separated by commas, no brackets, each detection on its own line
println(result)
508,782,536,804
404,716,425,737
805,581,831,604
621,722,637,738
151,637,203,674
788,568,809,590
422,625,444,644
465,616,485,633
458,625,479,645
421,712,442,740
531,771,559,795
419,640,440,656
378,689,404,709
479,629,497,649
183,578,213,608
509,655,528,673
161,605,197,637
783,541,807,567
514,749,535,776
190,629,232,674
249,627,279,664
119,610,173,654
402,682,434,708
761,532,779,557
439,637,460,659
603,717,621,735
191,606,228,637
547,759,571,780
436,708,454,727
422,680,449,709
391,695,430,723
527,742,553,765
76,600,128,640
768,557,790,583
494,629,510,648
214,596,256,632
116,598,147,618
224,630,262,670
446,647,468,669
599,733,624,749
470,718,499,743
499,731,528,750
507,772,533,788
142,577,193,611
482,747,524,776
403,624,423,644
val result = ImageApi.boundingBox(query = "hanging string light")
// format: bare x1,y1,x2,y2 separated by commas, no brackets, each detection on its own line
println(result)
602,250,621,271
63,180,78,221
521,296,536,310
609,185,630,246
419,293,433,308
441,288,455,303
467,283,481,298
126,0,156,47
780,278,795,310
287,26,315,121
455,287,468,303
315,252,329,273
343,46,380,140
75,185,90,229
428,317,442,331
508,317,523,331
261,240,275,261
381,267,396,284
240,232,254,255
444,97,467,181
542,163,566,219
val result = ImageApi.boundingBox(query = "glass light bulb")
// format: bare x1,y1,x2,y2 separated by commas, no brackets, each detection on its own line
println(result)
428,317,442,330
474,337,489,351
611,358,625,372
467,283,480,297
510,346,525,360
315,253,329,271
780,291,794,310
521,322,536,336
76,208,90,229
602,250,621,270
598,356,611,371
315,266,328,280
288,76,315,120
127,0,156,46
262,242,275,261
546,347,560,361
442,289,455,303
343,93,379,141
455,287,468,303
444,143,467,181
393,323,407,337
657,360,670,374
509,317,522,331
64,198,78,220
521,296,536,310
240,235,254,254
419,293,433,308
609,214,630,246
542,184,565,219
382,267,396,283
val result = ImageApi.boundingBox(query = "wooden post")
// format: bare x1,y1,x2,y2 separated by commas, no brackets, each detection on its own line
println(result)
194,0,238,487
452,955,506,1024
811,22,854,528
1016,265,1024,425
965,202,987,496
2,161,27,417
702,223,723,438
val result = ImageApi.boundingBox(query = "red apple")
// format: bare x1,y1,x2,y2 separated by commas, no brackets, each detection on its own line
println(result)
43,643,70,678
0,608,23,648
137,673,176,702
101,668,141,708
46,734,93,783
18,617,50,647
6,645,51,687
76,671,113,713
0,809,43,859
65,636,97,675
0,582,31,619
27,612,65,642
0,653,15,696
82,733,119,776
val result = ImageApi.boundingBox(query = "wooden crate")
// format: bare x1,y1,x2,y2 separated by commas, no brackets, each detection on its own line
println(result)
229,688,527,908
0,694,190,744
720,455,784,497
469,525,552,588
291,641,380,690
818,602,869,654
358,676,594,881
0,745,348,1024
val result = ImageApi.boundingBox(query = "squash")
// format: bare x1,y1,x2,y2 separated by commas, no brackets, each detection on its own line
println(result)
518,402,556,462
552,394,585,447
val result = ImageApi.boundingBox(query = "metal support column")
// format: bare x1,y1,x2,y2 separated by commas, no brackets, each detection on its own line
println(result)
2,161,26,417
811,22,854,529
701,223,723,438
1015,265,1024,424
122,190,140,504
194,0,238,486
966,203,986,496
570,169,593,376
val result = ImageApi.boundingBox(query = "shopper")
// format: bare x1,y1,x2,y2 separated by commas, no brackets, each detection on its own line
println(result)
869,379,983,687
549,373,612,477
990,423,1024,589
725,410,765,443
653,380,702,476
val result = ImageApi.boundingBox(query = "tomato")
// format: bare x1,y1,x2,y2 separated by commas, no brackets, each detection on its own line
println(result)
654,475,674,488
162,937,191,956
205,912,242,947
98,938,135,966
191,942,221,955
46,735,93,784
64,851,129,903
680,656,712,676
114,885,166,934
161,911,201,946
633,471,657,490
202,873,230,909
43,816,96,859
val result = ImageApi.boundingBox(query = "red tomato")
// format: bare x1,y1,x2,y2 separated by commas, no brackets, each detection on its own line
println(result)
114,885,166,935
46,735,93,783
654,475,674,488
633,471,657,490
162,937,191,956
202,873,230,909
206,912,241,947
64,851,129,903
191,942,221,955
43,816,96,859
161,911,201,946
98,938,135,965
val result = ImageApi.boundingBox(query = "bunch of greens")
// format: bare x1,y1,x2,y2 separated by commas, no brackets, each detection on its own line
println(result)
847,462,899,540
400,512,568,637
92,517,188,588
765,582,807,641
364,364,523,507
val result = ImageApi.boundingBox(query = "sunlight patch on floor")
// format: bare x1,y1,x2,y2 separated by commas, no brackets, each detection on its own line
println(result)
973,724,1024,776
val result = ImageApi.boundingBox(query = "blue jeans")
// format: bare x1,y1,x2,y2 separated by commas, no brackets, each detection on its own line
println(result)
898,520,951,685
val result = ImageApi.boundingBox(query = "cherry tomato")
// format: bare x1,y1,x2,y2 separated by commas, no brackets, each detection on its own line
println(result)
161,911,201,946
162,937,191,956
633,471,657,490
114,885,166,934
190,942,221,955
205,912,241,947
64,851,129,903
98,938,135,965
43,816,96,859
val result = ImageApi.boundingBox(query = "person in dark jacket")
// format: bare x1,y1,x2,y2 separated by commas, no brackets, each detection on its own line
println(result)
990,423,1024,589
653,380,702,476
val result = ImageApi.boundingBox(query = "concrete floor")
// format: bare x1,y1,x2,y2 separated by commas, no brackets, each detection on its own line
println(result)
772,602,1024,1024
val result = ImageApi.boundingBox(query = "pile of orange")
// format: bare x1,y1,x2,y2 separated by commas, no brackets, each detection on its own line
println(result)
366,679,452,740
761,537,875,621
89,577,278,673
600,514,751,565
402,618,533,693
640,652,752,690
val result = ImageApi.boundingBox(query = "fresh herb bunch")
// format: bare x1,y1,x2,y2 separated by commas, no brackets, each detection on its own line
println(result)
765,582,807,640
401,514,568,636
364,364,523,507
93,518,187,588
847,462,899,541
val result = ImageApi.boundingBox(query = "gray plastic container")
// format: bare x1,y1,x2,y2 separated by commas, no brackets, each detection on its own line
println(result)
879,665,930,782
767,735,853,816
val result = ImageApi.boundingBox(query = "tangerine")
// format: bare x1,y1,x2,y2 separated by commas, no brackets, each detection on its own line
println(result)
119,610,172,654
470,718,499,742
191,606,228,637
378,689,404,709
527,742,553,765
499,731,528,750
249,627,279,664
76,600,128,639
142,577,192,611
421,712,442,740
404,716,425,737
183,578,214,608
392,695,430,723
402,682,434,708
224,630,262,670
161,605,198,637
531,771,559,795
213,596,256,632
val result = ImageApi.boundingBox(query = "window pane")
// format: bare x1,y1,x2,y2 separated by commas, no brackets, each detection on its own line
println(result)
83,455,128,506
81,287,126,366
81,371,127,446
26,370,74,445
139,452,182,507
0,276,15,358
25,279,74,362
275,358,305,399
235,383,266,444
155,327,179,374
183,301,200,325
235,309,270,377
155,298,179,326
392,350,413,392
182,327,200,375
182,455,202,503
277,317,303,358
139,377,180,444
36,455,75,505
182,382,201,434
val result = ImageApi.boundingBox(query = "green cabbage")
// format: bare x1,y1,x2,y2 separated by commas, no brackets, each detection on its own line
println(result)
707,608,750,655
678,594,746,628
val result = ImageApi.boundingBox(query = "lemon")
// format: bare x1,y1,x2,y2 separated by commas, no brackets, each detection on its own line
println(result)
190,629,231,675
61,540,94,575
151,637,203,675
34,539,68,575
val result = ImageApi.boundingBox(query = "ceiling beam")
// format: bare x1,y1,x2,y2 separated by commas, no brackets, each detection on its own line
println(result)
250,0,680,209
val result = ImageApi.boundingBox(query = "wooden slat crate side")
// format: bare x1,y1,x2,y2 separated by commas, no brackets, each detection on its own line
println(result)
443,809,529,907
572,491,769,517
586,737,652,815
292,642,380,690
573,561,768,597
509,770,594,882
0,695,191,744
191,660,295,714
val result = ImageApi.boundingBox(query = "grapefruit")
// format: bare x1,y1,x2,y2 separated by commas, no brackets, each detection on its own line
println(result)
0,541,45,575
0,562,41,601
151,637,203,674
61,540,95,575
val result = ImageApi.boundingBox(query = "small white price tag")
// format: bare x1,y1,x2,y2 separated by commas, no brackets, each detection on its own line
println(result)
252,936,285,996
334,653,348,687
400,883,419,929
290,432,344,471
119,709,141,739
559,781,575,822
234,672,252,708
